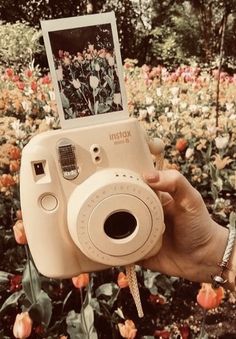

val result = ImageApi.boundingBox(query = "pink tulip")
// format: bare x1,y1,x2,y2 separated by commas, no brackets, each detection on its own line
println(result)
13,312,33,338
118,320,137,339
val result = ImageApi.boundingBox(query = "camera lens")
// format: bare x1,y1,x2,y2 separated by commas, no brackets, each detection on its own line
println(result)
104,211,137,239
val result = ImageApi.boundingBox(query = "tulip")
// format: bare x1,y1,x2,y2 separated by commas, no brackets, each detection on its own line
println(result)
89,75,99,89
13,312,33,338
117,272,129,288
107,56,115,67
215,135,229,150
175,138,188,152
185,147,194,159
72,273,89,289
0,174,15,187
31,81,37,91
197,283,224,310
8,145,21,160
13,220,28,245
118,320,137,339
25,69,33,78
9,160,20,172
94,63,100,72
17,81,25,91
6,68,14,77
41,75,51,84
71,79,81,89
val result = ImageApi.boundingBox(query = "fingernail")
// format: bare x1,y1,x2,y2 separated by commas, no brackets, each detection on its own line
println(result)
143,171,159,183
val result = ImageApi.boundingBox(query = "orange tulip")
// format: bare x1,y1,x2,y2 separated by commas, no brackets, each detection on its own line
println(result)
13,220,28,245
117,272,129,288
9,160,20,172
118,319,137,339
13,312,33,338
197,283,224,309
0,174,16,187
8,145,21,160
175,138,188,152
72,273,89,289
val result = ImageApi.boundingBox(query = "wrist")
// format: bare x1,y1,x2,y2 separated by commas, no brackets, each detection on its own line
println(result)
223,242,236,290
203,222,236,290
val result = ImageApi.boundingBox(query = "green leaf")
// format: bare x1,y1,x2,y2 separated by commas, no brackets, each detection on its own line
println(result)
0,290,24,314
66,311,83,338
81,304,96,335
60,91,70,108
144,270,161,289
95,283,118,298
22,260,41,304
30,290,52,327
0,271,12,284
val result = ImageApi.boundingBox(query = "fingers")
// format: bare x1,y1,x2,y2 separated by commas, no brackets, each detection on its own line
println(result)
143,169,200,206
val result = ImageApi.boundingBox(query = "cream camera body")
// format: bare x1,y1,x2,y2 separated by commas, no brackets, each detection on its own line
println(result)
20,118,165,278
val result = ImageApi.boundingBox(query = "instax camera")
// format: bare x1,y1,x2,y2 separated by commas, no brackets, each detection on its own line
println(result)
20,118,165,278
20,12,165,278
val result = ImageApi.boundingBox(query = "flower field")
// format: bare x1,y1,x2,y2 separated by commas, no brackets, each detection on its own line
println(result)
0,60,235,338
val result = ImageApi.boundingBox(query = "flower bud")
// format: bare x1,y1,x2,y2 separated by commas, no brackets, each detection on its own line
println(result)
175,138,188,152
13,220,28,245
117,272,129,288
118,319,137,339
72,273,89,289
71,79,81,89
89,75,99,89
8,145,21,160
197,283,224,309
215,135,229,150
13,312,33,338
185,147,194,159
0,174,15,187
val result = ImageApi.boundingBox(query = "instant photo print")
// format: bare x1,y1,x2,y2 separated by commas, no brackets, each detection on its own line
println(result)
41,12,128,129
20,12,165,279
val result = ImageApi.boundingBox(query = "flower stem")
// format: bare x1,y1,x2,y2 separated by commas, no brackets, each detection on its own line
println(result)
198,308,208,338
24,245,37,304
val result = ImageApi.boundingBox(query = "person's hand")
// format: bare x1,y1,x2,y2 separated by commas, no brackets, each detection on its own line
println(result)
140,169,230,284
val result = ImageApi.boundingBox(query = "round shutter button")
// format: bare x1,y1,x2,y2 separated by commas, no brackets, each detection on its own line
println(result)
41,194,58,211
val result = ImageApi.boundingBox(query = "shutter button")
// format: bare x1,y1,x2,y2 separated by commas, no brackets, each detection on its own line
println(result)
41,194,58,211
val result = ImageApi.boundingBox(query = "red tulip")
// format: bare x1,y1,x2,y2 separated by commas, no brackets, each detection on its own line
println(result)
17,81,25,91
6,68,14,77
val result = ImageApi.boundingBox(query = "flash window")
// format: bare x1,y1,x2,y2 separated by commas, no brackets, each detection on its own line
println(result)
34,162,45,176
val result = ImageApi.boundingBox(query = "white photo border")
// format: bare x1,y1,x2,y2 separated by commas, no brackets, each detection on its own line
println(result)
41,12,128,129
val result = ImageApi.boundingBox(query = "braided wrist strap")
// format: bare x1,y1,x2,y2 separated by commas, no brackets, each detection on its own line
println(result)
211,224,236,288
126,265,144,318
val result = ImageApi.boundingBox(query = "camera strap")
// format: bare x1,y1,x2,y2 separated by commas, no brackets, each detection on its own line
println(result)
126,265,144,318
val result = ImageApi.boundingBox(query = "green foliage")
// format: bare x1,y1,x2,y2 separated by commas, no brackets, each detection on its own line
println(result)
1,0,236,68
0,22,43,69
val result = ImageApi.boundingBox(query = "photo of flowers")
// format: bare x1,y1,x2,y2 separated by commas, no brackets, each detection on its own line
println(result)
41,13,127,129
